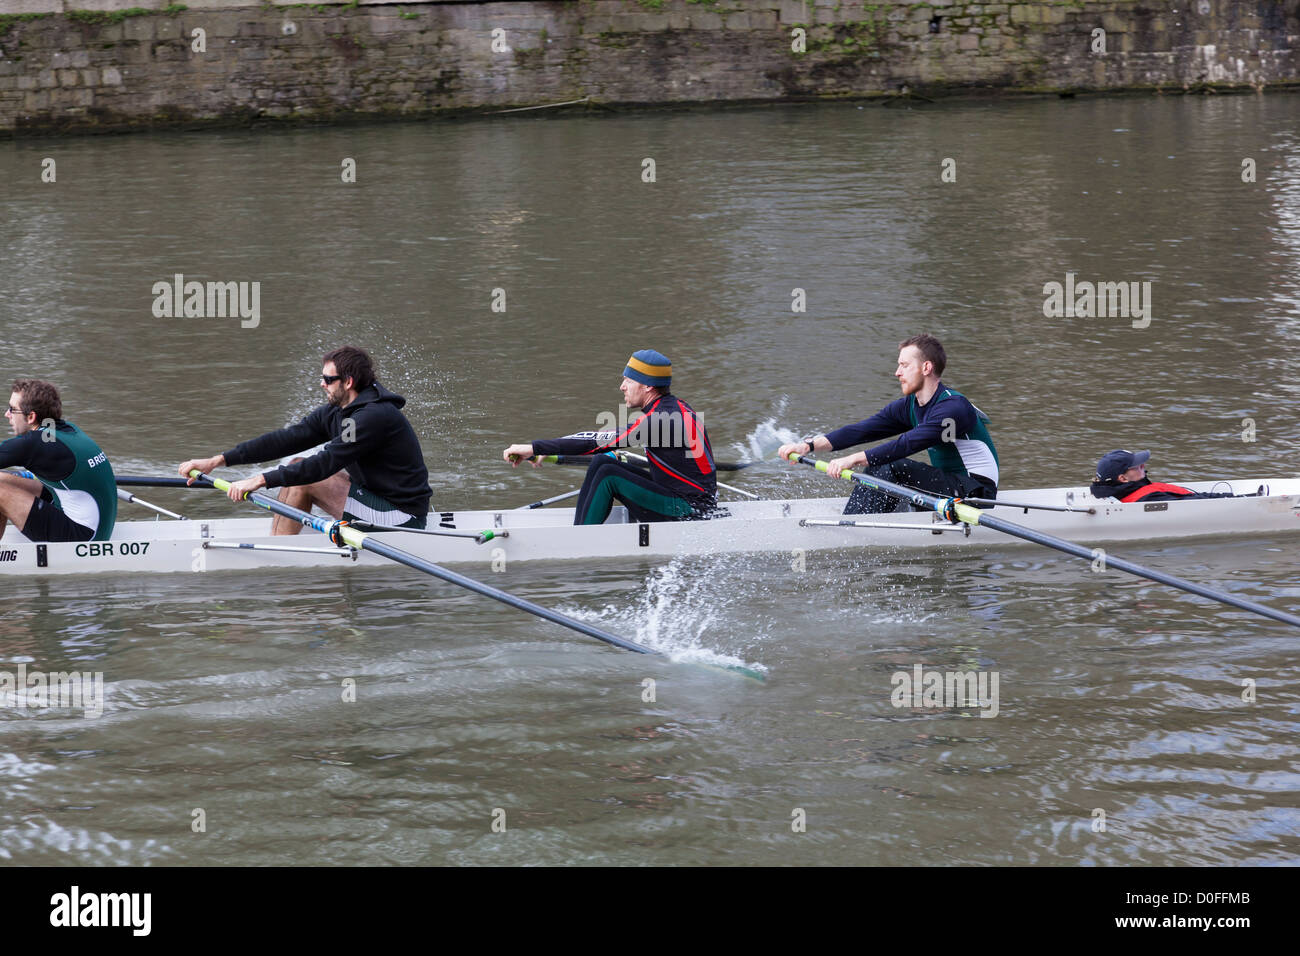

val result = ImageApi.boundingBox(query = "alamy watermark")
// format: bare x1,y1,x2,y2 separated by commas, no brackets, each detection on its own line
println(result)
891,664,999,718
151,273,260,328
1042,272,1151,328
0,663,104,718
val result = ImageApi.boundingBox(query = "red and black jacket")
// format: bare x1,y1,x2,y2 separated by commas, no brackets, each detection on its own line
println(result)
1090,478,1234,503
532,394,717,506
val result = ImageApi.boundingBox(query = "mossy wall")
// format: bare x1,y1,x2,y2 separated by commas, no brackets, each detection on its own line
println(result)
1,1,1296,135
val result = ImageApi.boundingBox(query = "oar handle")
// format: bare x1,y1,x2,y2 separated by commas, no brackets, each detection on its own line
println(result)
785,452,852,481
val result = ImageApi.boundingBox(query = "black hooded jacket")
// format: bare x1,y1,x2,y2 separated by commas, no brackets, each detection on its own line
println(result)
223,383,431,515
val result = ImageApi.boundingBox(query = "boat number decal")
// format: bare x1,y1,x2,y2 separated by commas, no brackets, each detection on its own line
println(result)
0,550,16,562
439,512,456,529
75,542,150,557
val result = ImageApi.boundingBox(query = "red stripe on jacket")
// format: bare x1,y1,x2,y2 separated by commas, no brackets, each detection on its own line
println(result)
1121,482,1196,502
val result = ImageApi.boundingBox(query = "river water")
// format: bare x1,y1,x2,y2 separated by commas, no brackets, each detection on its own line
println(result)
1,94,1298,865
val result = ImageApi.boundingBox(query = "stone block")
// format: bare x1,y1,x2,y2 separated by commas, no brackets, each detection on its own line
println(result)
156,19,185,41
958,32,979,50
608,14,647,33
1100,13,1127,33
102,66,123,85
776,0,806,24
16,75,36,90
1009,5,1039,25
81,69,98,85
123,18,156,43
689,11,724,31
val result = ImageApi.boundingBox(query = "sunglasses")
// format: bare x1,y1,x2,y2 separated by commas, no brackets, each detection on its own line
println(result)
321,374,344,385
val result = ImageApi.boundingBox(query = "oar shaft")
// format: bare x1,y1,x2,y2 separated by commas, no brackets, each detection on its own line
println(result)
191,471,658,655
517,489,582,510
976,510,1300,629
538,451,757,499
534,454,755,471
357,534,655,654
117,488,187,520
787,454,1300,630
117,475,212,488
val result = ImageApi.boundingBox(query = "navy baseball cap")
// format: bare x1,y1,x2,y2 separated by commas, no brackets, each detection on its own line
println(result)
1096,449,1151,483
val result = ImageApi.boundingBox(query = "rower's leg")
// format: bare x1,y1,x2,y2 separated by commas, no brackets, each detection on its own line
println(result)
0,474,43,541
613,478,694,523
843,462,910,514
572,458,691,525
843,460,991,515
571,457,621,525
271,468,350,535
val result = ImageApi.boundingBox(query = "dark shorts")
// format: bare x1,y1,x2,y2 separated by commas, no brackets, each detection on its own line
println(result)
22,496,95,543
342,484,427,530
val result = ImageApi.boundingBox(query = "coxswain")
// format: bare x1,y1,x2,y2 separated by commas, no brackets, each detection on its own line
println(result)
502,349,718,525
777,334,999,514
178,345,432,534
0,379,117,542
1090,450,1236,502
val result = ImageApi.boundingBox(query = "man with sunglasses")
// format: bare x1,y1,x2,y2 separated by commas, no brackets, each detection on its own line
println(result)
0,379,117,542
178,346,431,534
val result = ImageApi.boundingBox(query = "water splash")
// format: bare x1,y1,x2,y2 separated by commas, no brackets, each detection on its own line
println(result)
572,559,768,678
733,409,800,463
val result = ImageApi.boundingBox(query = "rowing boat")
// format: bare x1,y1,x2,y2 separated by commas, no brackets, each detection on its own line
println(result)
1,478,1295,576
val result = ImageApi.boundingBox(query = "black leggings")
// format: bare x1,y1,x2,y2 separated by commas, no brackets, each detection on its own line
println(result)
572,457,695,525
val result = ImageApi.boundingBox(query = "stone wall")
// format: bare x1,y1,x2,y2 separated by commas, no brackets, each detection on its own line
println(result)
1,1,1297,135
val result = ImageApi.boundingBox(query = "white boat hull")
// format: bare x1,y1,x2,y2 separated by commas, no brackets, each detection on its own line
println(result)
1,479,1297,576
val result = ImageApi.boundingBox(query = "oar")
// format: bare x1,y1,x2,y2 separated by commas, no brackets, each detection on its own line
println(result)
537,454,758,472
516,488,582,510
7,472,189,521
786,454,1300,630
532,453,760,500
188,470,658,655
347,521,506,544
117,488,187,520
116,475,205,488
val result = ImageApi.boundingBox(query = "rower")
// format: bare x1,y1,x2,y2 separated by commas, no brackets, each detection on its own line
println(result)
178,345,431,535
1090,450,1235,502
777,334,999,514
502,349,718,525
0,379,117,542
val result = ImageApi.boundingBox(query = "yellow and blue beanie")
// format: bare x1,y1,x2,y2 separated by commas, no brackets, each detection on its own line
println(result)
623,349,672,388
